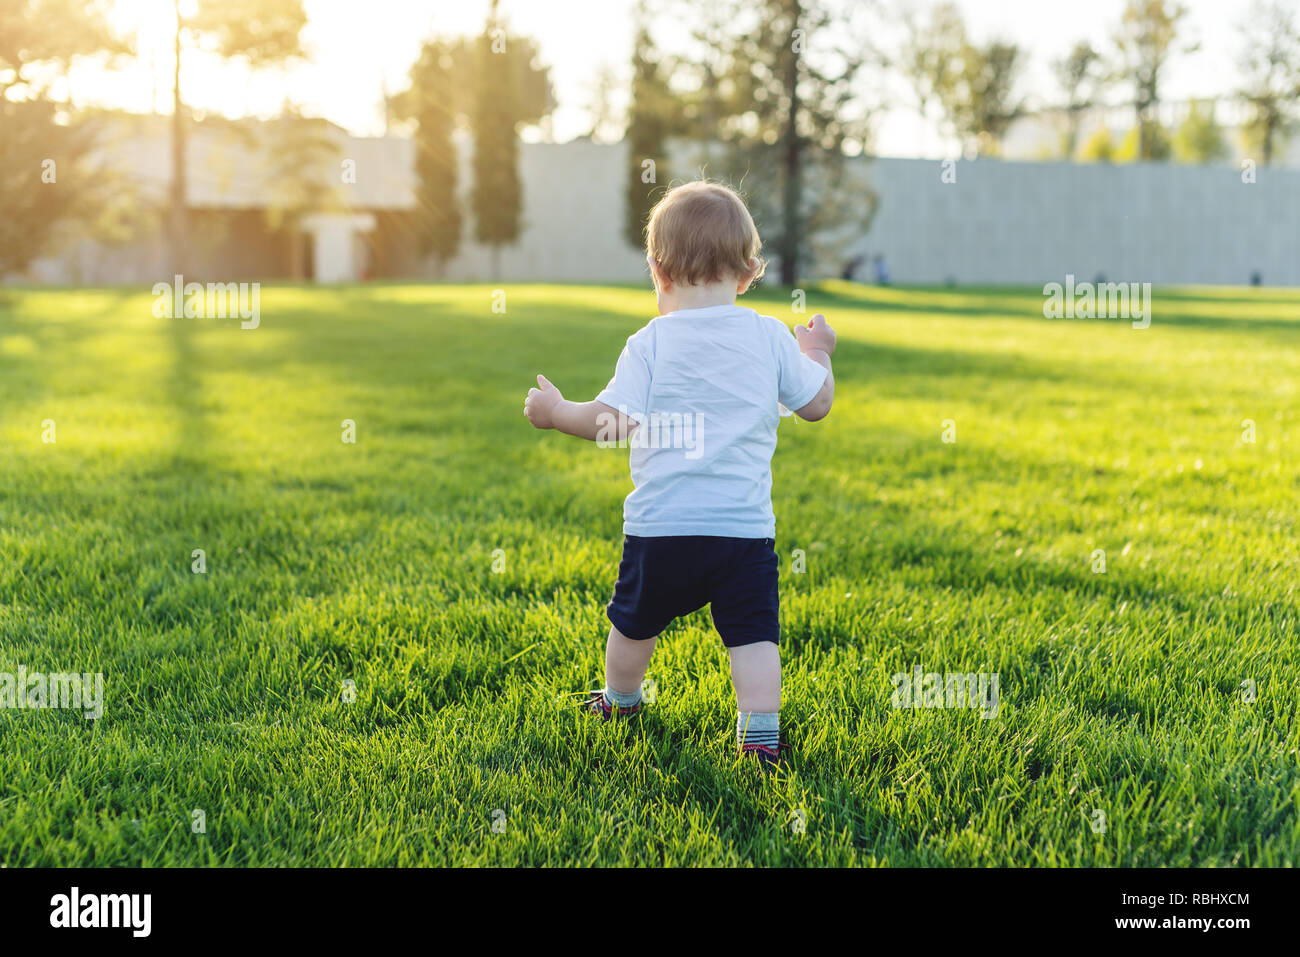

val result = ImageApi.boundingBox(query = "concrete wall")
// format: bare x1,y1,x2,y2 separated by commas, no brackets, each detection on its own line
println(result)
440,143,1300,287
439,139,649,283
858,157,1299,287
18,130,1300,286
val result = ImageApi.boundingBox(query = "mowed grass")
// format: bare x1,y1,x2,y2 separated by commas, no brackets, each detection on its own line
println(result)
0,280,1297,867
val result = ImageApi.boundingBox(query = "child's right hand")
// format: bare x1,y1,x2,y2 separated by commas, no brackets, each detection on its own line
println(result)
795,313,836,357
524,373,564,430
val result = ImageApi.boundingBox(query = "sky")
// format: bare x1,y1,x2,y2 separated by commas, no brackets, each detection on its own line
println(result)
66,0,1257,159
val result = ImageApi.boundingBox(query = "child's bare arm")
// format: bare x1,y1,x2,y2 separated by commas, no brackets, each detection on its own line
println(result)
793,314,836,421
524,374,639,442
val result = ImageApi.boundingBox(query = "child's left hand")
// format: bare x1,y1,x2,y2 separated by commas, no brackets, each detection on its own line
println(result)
524,374,564,430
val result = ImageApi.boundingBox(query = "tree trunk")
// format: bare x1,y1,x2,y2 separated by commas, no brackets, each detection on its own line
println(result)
779,11,803,286
169,1,188,278
288,222,303,280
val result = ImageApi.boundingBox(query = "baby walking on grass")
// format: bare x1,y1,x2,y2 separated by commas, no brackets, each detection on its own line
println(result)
523,181,835,769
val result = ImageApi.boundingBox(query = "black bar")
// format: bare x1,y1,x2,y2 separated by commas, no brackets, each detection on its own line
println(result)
0,866,1286,944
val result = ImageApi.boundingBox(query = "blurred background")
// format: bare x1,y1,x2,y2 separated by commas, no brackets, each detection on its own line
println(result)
2,0,1298,288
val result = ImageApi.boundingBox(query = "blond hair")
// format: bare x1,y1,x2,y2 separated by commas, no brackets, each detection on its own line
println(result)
645,181,766,288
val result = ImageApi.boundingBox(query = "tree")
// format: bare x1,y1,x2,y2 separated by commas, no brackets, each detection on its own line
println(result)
0,0,122,95
1115,120,1171,161
624,5,679,247
1172,99,1228,163
0,101,92,277
471,7,519,279
167,0,308,275
1078,125,1118,163
951,40,1026,156
898,1,967,129
673,0,747,170
396,21,548,277
583,63,625,144
1112,0,1193,161
704,0,878,285
0,0,126,279
1054,41,1106,159
397,40,465,271
899,4,1024,156
263,110,345,278
469,0,552,278
1236,0,1300,165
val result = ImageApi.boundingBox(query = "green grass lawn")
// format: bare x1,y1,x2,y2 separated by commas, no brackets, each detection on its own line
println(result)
0,280,1297,866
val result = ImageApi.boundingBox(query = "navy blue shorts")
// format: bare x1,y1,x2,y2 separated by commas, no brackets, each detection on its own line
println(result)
606,535,779,647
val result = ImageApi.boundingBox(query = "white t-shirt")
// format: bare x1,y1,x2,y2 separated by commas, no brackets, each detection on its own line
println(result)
594,304,829,538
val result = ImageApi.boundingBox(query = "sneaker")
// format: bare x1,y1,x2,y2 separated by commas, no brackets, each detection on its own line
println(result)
578,690,640,722
739,742,792,773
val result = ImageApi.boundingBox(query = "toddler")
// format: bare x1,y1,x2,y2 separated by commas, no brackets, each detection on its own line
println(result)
523,181,836,769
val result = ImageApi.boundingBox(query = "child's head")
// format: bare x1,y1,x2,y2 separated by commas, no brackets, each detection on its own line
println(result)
645,181,765,294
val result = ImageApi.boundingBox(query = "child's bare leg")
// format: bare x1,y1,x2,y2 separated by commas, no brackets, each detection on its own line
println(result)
729,641,781,712
604,625,656,694
585,626,653,718
729,642,781,752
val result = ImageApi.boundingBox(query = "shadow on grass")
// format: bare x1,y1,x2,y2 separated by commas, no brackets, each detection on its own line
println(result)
748,282,1300,337
250,287,1109,403
0,287,142,414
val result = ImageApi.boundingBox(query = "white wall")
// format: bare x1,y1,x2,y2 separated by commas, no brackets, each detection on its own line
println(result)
441,139,649,283
858,157,1299,286
441,143,1300,287
17,131,1300,287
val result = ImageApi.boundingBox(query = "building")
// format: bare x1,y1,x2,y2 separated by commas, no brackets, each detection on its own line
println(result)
21,113,1300,287
26,113,416,285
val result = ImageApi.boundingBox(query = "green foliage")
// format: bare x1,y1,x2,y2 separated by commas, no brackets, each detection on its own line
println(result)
465,8,552,271
395,34,551,134
900,5,1024,157
1113,0,1192,161
259,111,345,279
1,282,1297,865
623,10,676,249
189,0,309,66
166,0,308,274
898,1,968,120
394,21,549,273
262,112,344,227
1053,41,1106,159
0,0,128,279
1172,99,1228,164
952,41,1026,157
1235,0,1300,166
0,0,125,96
0,102,88,276
398,41,464,266
1077,125,1117,163
693,0,878,283
470,28,521,259
1115,120,1171,162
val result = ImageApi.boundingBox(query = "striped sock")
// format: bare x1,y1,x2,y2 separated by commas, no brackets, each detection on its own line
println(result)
603,686,642,710
737,711,779,751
